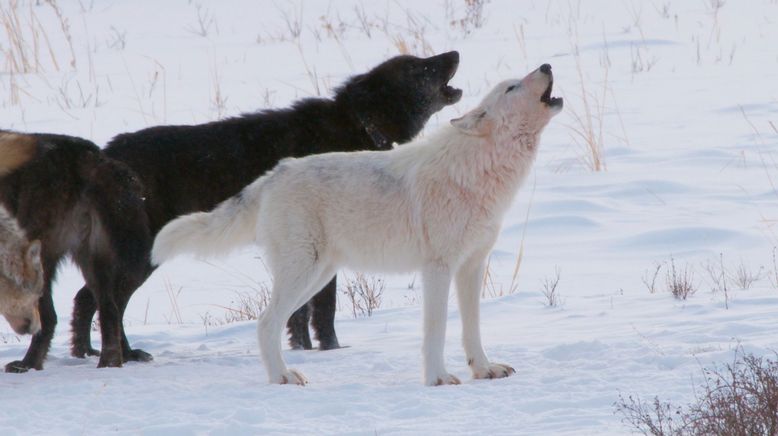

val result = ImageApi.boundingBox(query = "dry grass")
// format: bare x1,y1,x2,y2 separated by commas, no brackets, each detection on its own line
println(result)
566,44,608,172
43,0,75,69
199,286,270,332
731,260,764,290
481,257,506,299
642,262,664,294
163,279,184,324
106,25,126,51
541,267,563,307
665,256,696,300
448,0,489,36
0,0,58,74
353,3,374,39
196,260,272,325
221,288,270,323
769,247,778,289
702,254,766,309
210,65,228,119
388,11,435,56
185,3,217,38
703,253,729,308
342,273,385,318
482,180,535,298
615,349,778,435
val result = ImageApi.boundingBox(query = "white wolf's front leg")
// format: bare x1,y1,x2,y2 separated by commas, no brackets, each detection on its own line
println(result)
421,264,460,386
455,255,515,381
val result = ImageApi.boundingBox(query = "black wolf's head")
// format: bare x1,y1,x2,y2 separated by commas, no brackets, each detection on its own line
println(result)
336,51,462,147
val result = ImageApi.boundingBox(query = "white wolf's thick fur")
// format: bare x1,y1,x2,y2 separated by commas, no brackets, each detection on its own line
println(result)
153,66,562,385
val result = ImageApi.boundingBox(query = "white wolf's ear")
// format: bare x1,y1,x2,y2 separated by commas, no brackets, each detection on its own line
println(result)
450,109,491,136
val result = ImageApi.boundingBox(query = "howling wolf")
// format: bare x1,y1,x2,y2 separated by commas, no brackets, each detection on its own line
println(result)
152,65,562,386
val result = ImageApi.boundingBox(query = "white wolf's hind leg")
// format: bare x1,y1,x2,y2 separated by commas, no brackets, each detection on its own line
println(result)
257,252,335,385
455,254,515,381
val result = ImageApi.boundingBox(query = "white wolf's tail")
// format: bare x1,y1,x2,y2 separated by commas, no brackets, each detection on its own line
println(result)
151,177,265,265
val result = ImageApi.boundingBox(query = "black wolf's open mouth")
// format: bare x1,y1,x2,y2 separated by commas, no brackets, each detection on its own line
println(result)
540,79,563,108
442,83,463,104
440,55,463,104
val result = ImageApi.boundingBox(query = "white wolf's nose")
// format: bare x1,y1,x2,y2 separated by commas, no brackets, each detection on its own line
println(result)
539,64,552,75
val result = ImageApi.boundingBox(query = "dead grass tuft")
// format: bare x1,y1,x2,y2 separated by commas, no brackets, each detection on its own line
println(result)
616,349,778,435
342,273,384,318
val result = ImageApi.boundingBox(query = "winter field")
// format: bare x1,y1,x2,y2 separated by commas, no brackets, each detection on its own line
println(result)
1,0,778,434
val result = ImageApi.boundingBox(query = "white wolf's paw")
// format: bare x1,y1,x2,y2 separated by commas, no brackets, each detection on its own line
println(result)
426,373,462,386
471,362,515,380
270,369,308,386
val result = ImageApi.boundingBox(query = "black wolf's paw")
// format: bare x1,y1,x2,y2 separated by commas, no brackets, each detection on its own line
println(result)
124,348,153,363
5,360,32,373
72,345,100,358
317,338,341,351
97,351,123,368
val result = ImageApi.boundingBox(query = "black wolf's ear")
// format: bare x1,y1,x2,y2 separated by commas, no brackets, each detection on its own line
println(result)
451,109,491,136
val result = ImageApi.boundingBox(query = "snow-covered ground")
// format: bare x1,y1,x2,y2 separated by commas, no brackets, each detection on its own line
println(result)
1,0,777,434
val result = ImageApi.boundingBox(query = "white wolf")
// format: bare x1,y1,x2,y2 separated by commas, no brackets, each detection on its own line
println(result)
152,64,563,386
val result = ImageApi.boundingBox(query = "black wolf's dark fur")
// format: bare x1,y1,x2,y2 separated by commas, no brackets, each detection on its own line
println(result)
0,132,150,372
70,52,462,356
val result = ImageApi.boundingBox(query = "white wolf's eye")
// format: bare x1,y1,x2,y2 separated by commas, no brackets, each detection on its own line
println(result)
505,84,519,94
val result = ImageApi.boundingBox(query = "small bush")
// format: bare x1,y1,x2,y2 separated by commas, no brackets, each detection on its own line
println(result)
731,260,764,290
449,0,489,35
341,273,384,318
615,350,778,435
223,288,269,323
666,257,696,300
642,262,664,294
771,247,778,290
541,268,562,307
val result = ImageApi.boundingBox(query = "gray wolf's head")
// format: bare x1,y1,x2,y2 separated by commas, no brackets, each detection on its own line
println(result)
451,64,563,140
337,51,463,146
0,207,44,335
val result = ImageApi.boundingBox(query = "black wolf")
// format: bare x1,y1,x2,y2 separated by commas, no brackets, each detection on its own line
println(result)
0,132,150,372
68,51,462,360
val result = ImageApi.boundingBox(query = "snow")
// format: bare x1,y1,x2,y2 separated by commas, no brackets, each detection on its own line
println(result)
1,0,778,434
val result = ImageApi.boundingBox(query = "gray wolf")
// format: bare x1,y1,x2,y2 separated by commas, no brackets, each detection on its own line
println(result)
0,132,150,372
0,203,43,336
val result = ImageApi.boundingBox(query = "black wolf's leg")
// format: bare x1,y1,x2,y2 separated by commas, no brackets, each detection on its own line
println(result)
5,280,56,373
311,276,340,350
116,267,153,363
70,286,100,358
85,259,124,368
287,302,313,350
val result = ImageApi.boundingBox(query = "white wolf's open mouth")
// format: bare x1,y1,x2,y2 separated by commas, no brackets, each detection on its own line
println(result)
540,77,563,108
